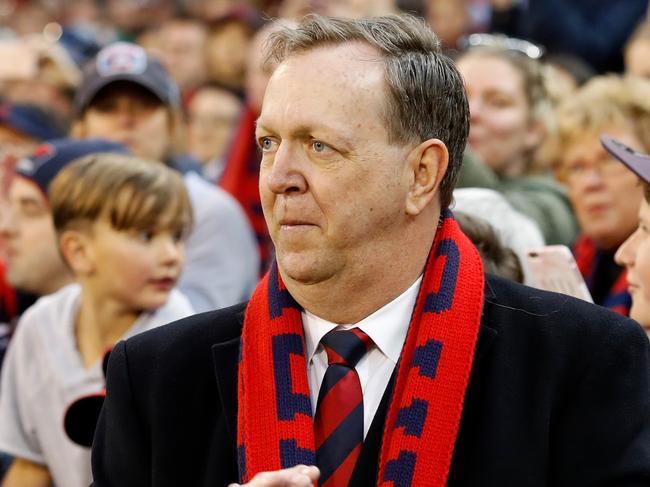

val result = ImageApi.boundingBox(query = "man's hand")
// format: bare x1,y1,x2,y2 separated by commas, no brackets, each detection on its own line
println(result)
228,465,320,487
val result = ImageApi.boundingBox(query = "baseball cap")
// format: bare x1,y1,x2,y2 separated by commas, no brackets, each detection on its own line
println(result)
16,138,128,196
601,134,650,184
74,41,180,116
0,103,65,142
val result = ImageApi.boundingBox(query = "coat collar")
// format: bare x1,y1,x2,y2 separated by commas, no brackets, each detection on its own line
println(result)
210,294,498,456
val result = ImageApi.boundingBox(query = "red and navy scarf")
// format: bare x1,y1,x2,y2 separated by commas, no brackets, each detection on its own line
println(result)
573,234,630,316
237,210,484,486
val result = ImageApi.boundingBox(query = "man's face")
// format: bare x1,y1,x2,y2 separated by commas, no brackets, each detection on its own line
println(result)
615,197,650,331
158,20,207,90
187,87,241,163
0,124,39,159
257,43,414,286
0,177,68,295
560,129,643,250
78,83,172,161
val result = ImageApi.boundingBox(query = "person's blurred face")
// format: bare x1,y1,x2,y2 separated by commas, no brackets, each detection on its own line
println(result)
560,129,644,250
457,53,538,177
626,39,650,79
615,197,650,331
187,87,241,163
426,0,469,48
0,125,39,159
257,43,414,286
0,177,69,295
78,83,172,161
157,20,207,91
205,22,251,90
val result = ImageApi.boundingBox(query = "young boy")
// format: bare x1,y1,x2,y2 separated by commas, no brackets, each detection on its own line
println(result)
0,152,195,487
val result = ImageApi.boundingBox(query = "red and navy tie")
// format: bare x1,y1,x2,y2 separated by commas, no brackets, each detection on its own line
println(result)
314,328,373,487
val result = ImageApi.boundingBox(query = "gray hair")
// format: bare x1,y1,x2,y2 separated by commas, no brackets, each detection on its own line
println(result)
265,14,469,209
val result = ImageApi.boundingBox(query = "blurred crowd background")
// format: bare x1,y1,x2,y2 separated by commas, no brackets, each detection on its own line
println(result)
1,0,650,485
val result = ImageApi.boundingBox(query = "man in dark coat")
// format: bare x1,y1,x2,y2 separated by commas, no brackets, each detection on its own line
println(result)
91,14,650,487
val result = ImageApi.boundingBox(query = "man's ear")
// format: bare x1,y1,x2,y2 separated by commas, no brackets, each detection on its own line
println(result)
59,229,95,276
405,138,449,216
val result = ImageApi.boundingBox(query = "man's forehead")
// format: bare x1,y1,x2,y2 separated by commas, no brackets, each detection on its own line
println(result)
272,42,384,84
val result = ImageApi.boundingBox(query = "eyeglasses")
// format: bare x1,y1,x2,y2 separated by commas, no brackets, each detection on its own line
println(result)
458,33,545,60
560,156,630,184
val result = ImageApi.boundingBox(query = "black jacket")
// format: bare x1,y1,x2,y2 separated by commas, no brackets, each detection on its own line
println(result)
91,275,650,486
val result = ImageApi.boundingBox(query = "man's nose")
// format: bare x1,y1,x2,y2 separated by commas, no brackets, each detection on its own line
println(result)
114,102,138,127
264,143,308,195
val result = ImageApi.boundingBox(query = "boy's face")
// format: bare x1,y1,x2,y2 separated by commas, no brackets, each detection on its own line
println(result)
0,177,70,295
81,218,185,313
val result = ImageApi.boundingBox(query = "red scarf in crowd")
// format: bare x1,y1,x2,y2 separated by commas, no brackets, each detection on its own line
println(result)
219,104,272,272
573,234,630,316
237,210,484,486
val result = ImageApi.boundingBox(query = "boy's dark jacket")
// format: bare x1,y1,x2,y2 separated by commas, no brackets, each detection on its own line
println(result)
91,275,650,487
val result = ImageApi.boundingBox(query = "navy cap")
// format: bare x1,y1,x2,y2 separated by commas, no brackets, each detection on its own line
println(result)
0,103,65,142
601,134,650,185
74,42,180,116
16,138,128,196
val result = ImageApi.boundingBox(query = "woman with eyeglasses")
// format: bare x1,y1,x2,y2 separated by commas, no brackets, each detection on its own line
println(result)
552,75,650,316
455,42,579,247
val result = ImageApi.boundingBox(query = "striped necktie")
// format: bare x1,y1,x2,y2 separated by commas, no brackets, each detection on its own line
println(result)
314,328,373,487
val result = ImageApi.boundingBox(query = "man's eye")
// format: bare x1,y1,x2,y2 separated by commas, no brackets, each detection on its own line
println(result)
312,140,327,153
260,137,276,151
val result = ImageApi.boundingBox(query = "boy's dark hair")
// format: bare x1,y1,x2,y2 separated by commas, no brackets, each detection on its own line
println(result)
456,212,524,283
49,153,193,238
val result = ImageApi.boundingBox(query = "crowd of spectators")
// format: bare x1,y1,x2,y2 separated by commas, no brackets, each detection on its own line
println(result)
0,0,648,486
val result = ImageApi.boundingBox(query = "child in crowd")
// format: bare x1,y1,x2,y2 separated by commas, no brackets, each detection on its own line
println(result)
0,152,195,487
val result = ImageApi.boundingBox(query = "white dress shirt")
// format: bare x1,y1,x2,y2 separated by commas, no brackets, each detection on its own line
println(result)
303,276,422,438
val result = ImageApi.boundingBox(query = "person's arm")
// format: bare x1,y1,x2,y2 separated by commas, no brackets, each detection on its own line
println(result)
1,458,51,487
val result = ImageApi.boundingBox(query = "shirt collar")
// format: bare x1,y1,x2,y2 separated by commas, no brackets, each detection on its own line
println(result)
302,275,423,365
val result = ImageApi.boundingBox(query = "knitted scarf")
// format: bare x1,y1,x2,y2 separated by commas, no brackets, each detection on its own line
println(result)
237,210,484,486
573,234,630,316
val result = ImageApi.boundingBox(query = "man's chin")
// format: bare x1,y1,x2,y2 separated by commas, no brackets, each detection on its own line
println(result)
277,253,334,287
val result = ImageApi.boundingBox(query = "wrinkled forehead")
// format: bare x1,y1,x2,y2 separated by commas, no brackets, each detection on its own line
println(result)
261,43,388,127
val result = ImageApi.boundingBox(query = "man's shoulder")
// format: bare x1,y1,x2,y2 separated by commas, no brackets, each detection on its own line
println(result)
124,301,246,356
483,274,646,345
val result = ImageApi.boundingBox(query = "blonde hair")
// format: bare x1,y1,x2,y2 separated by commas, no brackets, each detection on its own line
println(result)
554,75,650,165
50,153,193,237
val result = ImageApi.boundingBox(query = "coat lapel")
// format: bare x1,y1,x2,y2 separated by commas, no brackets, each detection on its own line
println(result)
211,310,245,451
